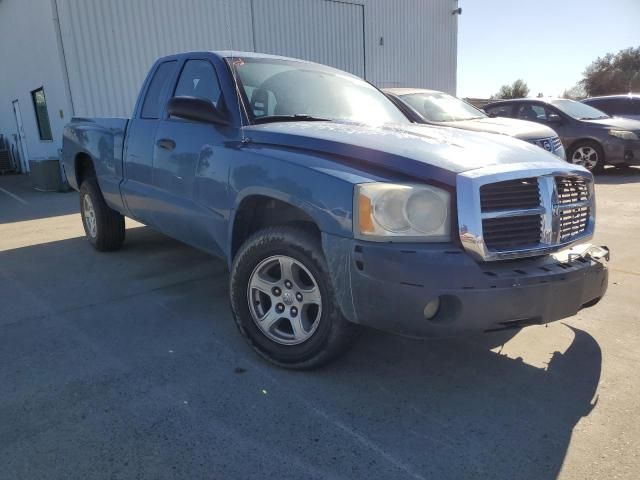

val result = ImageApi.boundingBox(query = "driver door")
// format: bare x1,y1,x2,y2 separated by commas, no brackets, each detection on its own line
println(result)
151,58,232,257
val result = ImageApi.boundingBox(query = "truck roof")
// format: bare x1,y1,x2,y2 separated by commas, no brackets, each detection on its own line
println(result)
384,88,442,96
158,50,320,65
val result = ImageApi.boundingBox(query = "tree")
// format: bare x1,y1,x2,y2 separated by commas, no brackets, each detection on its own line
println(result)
562,83,587,100
493,79,530,99
581,46,640,96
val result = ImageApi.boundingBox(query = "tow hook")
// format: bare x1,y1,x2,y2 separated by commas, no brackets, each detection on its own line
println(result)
569,245,610,263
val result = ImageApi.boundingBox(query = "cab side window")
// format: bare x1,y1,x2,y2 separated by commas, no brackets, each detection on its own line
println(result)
516,104,548,122
174,60,223,107
485,104,513,118
141,61,178,119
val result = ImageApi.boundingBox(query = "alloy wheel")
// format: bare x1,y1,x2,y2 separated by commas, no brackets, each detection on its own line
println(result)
83,194,97,238
571,146,599,171
247,255,322,345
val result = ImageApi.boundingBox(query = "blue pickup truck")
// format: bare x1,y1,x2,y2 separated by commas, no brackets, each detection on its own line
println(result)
62,51,609,368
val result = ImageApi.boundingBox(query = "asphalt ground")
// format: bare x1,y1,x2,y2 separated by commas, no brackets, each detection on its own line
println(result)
1,169,639,479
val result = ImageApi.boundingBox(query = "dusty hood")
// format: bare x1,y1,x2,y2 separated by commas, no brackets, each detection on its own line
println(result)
244,121,567,185
443,116,557,140
583,116,640,130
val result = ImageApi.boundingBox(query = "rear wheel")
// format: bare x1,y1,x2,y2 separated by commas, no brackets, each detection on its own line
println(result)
230,226,357,369
568,140,604,174
79,179,125,251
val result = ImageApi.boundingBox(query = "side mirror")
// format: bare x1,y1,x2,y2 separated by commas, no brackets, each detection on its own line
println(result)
167,96,230,126
547,113,562,124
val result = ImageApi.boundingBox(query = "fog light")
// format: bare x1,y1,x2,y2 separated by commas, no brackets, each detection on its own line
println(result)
423,297,441,320
624,150,634,162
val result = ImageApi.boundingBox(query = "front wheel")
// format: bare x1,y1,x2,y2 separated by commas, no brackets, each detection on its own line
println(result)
229,226,357,369
79,179,125,251
568,140,604,174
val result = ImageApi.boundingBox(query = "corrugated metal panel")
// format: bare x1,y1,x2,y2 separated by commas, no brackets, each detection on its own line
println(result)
55,0,254,117
362,0,457,94
252,0,365,77
54,0,457,118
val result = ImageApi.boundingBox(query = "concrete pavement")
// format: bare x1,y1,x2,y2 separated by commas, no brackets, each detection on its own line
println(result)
0,171,639,479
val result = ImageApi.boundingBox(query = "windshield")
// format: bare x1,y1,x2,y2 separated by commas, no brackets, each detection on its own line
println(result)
228,57,409,125
550,99,610,120
399,92,486,122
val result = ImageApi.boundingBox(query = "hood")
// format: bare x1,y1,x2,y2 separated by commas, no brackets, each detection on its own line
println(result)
243,121,567,186
443,116,557,140
583,116,640,130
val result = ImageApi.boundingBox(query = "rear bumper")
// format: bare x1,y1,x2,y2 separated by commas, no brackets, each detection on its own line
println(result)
323,234,608,338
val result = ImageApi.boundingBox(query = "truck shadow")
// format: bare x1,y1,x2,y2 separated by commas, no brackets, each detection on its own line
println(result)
307,326,601,480
596,165,640,184
0,226,601,480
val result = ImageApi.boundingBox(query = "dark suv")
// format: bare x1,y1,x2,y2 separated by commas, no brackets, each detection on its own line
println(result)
483,97,640,173
582,94,640,121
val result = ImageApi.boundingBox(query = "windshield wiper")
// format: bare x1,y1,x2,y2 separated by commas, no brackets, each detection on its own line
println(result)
580,116,609,120
253,114,332,124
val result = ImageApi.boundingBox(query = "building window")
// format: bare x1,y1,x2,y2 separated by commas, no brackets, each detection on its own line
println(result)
31,87,53,141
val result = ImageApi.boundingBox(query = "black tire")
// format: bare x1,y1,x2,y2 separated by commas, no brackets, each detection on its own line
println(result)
567,140,605,174
79,179,125,251
229,226,358,369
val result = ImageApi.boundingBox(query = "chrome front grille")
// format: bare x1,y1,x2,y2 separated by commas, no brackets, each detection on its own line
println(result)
528,136,563,155
529,136,564,158
457,166,595,261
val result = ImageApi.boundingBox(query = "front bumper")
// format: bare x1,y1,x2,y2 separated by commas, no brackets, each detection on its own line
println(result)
323,234,608,338
603,137,640,165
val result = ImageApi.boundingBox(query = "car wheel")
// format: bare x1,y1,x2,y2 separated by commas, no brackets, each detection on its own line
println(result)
79,179,125,251
229,226,358,369
568,140,604,174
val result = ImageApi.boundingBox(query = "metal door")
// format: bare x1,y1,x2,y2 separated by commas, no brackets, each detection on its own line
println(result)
11,100,30,173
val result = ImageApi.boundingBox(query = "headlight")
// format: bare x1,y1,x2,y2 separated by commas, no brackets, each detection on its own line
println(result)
609,129,639,141
355,183,451,241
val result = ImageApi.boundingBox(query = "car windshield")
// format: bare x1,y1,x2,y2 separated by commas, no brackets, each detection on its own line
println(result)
228,57,409,126
399,92,486,122
550,99,610,120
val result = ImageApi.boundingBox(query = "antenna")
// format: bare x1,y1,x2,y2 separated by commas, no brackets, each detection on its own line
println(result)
224,0,248,143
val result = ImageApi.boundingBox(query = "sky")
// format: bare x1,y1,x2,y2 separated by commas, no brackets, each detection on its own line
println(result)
456,0,640,98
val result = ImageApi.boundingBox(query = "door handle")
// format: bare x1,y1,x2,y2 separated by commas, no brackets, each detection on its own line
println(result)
156,138,176,151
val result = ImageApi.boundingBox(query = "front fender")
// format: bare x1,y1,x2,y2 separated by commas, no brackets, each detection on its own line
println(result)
227,145,359,262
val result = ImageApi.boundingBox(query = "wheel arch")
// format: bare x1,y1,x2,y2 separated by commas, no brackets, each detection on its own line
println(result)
229,192,323,263
566,137,605,157
74,152,96,188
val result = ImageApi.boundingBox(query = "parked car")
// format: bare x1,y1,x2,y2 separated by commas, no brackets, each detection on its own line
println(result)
62,52,608,369
582,94,640,121
384,88,565,159
483,97,640,173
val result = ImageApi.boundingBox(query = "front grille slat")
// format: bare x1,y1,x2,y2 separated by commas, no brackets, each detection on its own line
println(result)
480,178,542,251
555,177,591,242
482,215,541,251
480,178,540,212
477,175,592,255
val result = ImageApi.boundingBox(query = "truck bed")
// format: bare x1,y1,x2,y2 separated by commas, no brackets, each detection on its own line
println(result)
62,117,129,213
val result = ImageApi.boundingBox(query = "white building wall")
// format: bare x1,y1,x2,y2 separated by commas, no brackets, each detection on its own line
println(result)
0,0,72,162
0,0,458,157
